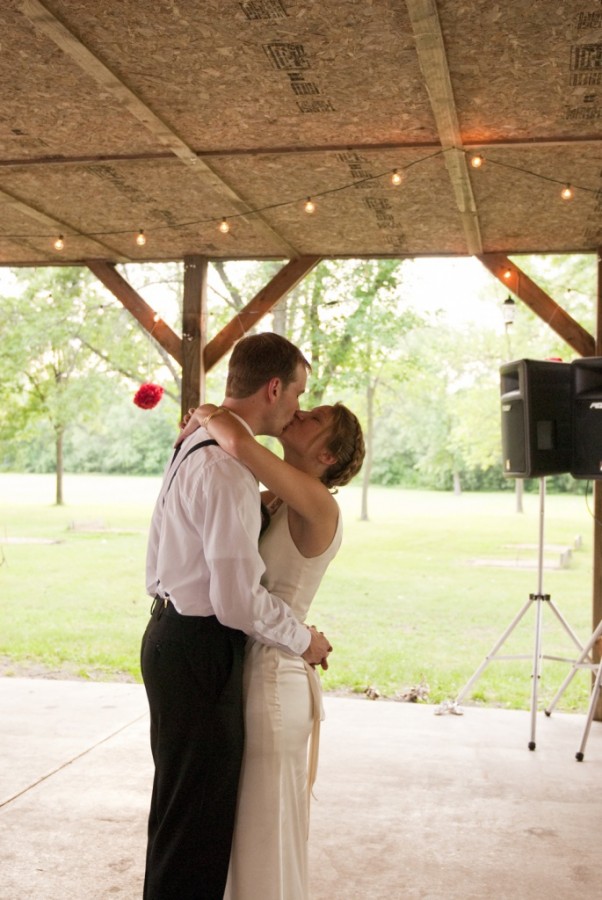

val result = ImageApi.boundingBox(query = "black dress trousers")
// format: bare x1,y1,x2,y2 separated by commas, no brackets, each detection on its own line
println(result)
141,603,245,900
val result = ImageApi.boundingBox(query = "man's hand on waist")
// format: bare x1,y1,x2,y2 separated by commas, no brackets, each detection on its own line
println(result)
301,625,333,671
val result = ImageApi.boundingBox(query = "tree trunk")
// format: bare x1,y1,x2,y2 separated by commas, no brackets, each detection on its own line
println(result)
272,297,287,336
55,426,64,506
308,271,324,404
515,478,524,514
453,471,462,496
360,382,374,522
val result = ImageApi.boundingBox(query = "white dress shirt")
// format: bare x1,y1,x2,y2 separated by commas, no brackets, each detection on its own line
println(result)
145,420,310,656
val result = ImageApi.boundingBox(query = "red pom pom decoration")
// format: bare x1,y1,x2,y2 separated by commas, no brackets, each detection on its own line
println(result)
133,382,164,409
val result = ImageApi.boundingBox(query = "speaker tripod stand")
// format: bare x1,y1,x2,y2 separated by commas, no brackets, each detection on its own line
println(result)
543,617,602,761
444,477,588,750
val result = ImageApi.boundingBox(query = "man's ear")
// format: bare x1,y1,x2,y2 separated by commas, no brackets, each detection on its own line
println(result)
266,377,282,403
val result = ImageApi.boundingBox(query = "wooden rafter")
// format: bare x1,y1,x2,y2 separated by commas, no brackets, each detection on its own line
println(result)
405,0,482,255
20,0,298,258
204,256,322,371
478,253,596,358
3,135,602,172
0,185,130,261
85,260,183,365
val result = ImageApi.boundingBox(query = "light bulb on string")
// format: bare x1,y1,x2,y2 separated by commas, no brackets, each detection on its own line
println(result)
304,197,316,214
470,154,484,169
560,184,574,201
219,218,230,234
390,169,403,186
54,235,64,251
136,229,146,246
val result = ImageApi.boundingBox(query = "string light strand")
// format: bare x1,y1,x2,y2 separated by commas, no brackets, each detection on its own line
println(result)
465,151,594,196
9,146,597,250
36,149,447,247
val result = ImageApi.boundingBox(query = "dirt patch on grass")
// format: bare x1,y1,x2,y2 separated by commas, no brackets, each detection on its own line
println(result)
0,655,138,683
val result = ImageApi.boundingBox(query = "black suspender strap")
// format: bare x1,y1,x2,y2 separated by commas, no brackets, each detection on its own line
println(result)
162,437,270,539
163,439,218,502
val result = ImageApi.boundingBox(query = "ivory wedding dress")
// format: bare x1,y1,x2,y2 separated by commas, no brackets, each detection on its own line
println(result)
224,499,342,900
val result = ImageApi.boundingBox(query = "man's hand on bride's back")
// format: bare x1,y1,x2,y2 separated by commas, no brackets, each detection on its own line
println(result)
302,626,333,671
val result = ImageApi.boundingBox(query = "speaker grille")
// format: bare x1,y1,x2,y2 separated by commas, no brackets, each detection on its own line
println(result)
500,359,571,477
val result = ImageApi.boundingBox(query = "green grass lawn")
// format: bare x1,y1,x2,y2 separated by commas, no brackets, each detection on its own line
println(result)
0,473,598,712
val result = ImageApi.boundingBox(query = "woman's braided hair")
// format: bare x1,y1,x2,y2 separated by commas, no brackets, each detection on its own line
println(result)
320,403,365,489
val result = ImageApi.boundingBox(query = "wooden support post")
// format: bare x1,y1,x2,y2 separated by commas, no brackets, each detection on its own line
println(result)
181,256,208,418
594,250,602,721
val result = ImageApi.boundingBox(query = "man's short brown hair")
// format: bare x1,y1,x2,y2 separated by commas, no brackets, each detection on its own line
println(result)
226,333,311,399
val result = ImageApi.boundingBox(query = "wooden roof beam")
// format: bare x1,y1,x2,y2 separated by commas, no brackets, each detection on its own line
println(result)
20,0,298,258
3,135,602,171
0,185,130,262
85,260,183,366
478,252,596,358
406,0,482,255
204,256,322,371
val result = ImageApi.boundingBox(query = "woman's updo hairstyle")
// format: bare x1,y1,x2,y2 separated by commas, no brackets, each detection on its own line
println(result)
321,403,365,489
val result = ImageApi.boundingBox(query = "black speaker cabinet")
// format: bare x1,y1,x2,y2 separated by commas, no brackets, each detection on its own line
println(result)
571,357,602,479
500,359,572,477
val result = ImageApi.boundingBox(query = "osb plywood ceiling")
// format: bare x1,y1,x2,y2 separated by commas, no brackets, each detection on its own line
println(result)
1,0,601,266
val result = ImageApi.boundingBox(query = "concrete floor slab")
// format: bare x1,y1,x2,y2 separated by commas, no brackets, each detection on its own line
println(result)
0,678,600,899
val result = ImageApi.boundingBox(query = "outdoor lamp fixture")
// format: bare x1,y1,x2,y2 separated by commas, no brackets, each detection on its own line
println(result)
503,295,516,327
